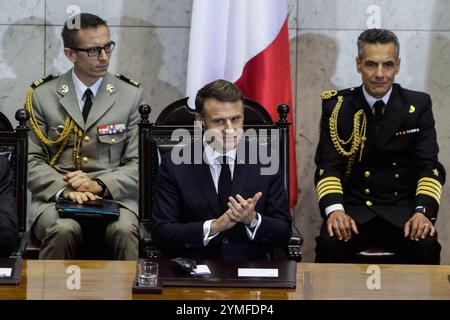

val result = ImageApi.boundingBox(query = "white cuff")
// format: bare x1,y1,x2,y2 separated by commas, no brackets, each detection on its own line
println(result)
54,187,67,201
245,212,262,240
203,219,219,246
325,204,344,216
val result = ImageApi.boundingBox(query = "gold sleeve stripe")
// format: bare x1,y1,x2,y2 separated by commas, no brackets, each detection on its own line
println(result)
318,189,344,201
416,190,441,204
416,186,441,198
316,177,341,190
317,185,344,198
418,182,442,191
418,177,442,190
417,184,442,196
316,181,342,194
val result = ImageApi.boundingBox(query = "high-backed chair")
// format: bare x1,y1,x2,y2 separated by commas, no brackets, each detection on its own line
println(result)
138,97,303,261
0,110,29,258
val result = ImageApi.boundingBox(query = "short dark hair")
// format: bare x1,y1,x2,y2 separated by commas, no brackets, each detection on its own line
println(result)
61,13,108,48
195,79,243,115
357,29,399,58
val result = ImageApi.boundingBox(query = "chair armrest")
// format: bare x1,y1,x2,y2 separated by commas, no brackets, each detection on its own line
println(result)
138,222,160,258
9,234,26,258
287,225,303,262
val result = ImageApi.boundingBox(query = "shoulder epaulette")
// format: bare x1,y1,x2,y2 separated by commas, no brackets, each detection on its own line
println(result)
31,74,59,89
115,74,140,87
321,87,357,100
321,89,337,100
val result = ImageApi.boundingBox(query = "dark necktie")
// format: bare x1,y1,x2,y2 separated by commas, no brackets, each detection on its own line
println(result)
217,156,232,213
82,88,93,122
373,100,385,124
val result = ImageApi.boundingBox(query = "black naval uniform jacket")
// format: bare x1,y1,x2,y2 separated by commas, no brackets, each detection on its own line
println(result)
314,84,445,229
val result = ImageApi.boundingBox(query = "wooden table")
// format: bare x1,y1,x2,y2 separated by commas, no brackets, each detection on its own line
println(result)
1,260,450,300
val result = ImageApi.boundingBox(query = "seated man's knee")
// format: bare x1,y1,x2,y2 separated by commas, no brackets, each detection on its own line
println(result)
50,219,82,242
404,236,441,264
106,219,138,240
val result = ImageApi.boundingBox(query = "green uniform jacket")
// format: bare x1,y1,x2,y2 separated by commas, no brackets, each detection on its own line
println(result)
27,70,144,226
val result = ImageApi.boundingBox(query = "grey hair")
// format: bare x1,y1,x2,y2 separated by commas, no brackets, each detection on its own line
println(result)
357,29,399,58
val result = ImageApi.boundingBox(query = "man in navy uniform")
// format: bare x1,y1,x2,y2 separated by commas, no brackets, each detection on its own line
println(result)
314,29,445,264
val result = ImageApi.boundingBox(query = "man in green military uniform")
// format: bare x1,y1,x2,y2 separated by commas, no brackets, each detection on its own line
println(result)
314,29,445,264
26,13,144,259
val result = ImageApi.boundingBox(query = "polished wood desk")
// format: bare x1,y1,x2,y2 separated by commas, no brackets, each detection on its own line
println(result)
1,260,449,300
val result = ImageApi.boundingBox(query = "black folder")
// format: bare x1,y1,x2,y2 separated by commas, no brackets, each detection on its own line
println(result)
56,199,120,221
0,258,22,285
135,259,297,289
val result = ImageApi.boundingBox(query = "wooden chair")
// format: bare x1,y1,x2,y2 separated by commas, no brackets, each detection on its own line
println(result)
0,109,29,258
138,97,303,261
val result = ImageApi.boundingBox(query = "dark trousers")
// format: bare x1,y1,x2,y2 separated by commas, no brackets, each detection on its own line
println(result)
315,216,441,264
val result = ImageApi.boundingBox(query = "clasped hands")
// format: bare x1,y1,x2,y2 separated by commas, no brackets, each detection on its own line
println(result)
327,210,435,241
61,170,103,204
211,192,262,235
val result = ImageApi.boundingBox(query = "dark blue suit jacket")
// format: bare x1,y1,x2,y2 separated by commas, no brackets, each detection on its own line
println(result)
0,155,17,256
152,143,292,260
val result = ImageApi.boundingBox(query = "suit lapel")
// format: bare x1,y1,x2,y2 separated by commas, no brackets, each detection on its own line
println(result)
57,71,84,128
193,161,222,217
375,84,407,150
85,73,117,130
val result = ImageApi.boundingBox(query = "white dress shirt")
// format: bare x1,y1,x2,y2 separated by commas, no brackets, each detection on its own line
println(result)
72,68,103,112
202,142,262,245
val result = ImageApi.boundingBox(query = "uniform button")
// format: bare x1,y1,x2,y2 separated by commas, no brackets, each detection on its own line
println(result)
222,239,229,244
394,192,398,197
366,200,373,207
82,156,89,163
111,138,116,144
394,173,400,178
364,171,371,178
84,136,90,143
392,162,397,166
364,188,370,195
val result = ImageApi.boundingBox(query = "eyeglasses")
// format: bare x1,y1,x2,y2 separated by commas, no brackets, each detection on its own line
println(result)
70,41,115,57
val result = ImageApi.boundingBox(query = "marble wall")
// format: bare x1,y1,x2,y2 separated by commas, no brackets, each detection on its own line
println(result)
0,0,449,263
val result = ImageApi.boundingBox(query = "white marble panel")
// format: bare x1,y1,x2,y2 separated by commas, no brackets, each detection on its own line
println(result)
298,0,442,31
46,0,193,27
0,25,44,124
45,25,187,121
288,0,298,29
0,0,45,24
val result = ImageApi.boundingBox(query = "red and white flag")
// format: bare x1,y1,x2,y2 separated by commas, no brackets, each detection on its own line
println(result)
186,0,297,207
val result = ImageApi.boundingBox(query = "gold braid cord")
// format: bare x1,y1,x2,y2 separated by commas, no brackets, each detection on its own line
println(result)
25,87,83,169
329,95,367,178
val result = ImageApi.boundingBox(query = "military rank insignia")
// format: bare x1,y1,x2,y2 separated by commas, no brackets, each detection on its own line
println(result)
395,128,420,136
97,123,127,135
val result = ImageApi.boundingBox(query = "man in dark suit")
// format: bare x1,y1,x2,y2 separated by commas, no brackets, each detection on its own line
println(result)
314,29,445,264
152,79,292,260
0,155,17,256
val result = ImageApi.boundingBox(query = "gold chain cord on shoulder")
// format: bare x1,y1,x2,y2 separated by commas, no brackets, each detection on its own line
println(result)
25,87,83,169
328,96,367,178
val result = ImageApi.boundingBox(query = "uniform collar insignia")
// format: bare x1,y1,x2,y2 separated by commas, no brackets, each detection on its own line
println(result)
106,83,115,93
60,84,69,94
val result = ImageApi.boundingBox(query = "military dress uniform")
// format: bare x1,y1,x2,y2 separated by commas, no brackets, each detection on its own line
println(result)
26,70,144,259
314,84,445,264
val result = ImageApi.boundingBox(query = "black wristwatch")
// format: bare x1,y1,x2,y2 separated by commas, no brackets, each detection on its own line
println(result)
96,179,107,196
415,206,434,221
